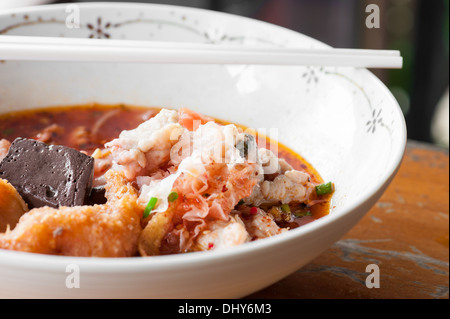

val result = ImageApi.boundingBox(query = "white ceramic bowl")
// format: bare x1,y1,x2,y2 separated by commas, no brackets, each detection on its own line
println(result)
0,2,406,298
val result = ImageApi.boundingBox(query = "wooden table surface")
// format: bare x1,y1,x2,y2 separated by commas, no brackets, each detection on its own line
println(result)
246,140,449,299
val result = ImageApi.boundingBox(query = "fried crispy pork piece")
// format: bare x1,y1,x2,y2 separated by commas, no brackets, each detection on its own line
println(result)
138,206,175,256
0,170,143,257
0,179,29,232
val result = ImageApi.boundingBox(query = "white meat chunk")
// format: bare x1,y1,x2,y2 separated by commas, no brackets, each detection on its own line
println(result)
105,109,185,180
240,208,287,240
244,169,314,206
193,215,250,251
0,139,11,161
258,147,293,179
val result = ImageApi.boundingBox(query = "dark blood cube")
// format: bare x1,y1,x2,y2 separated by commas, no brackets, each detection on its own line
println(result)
0,137,94,209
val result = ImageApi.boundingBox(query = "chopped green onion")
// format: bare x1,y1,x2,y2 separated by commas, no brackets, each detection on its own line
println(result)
293,210,312,218
143,197,158,218
315,182,335,196
280,204,291,213
168,191,178,202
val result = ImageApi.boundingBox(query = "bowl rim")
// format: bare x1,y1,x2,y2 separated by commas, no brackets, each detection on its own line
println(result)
0,1,328,46
0,2,407,270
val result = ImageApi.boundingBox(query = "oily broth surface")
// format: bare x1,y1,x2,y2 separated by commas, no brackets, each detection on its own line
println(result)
0,104,155,154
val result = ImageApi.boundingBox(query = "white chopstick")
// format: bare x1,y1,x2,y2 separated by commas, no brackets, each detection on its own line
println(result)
0,35,403,68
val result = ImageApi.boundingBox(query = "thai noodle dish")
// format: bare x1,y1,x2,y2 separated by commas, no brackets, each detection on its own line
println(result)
0,104,334,257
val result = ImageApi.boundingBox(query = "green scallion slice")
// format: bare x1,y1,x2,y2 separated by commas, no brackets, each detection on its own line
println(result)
315,182,335,196
280,204,291,213
143,197,158,218
293,210,312,218
168,191,178,202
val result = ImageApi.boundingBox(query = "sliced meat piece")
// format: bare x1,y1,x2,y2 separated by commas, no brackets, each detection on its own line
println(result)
192,215,250,251
105,109,185,180
244,170,314,206
239,208,287,240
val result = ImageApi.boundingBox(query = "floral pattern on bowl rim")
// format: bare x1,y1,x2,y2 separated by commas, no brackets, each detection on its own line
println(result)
0,5,397,140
